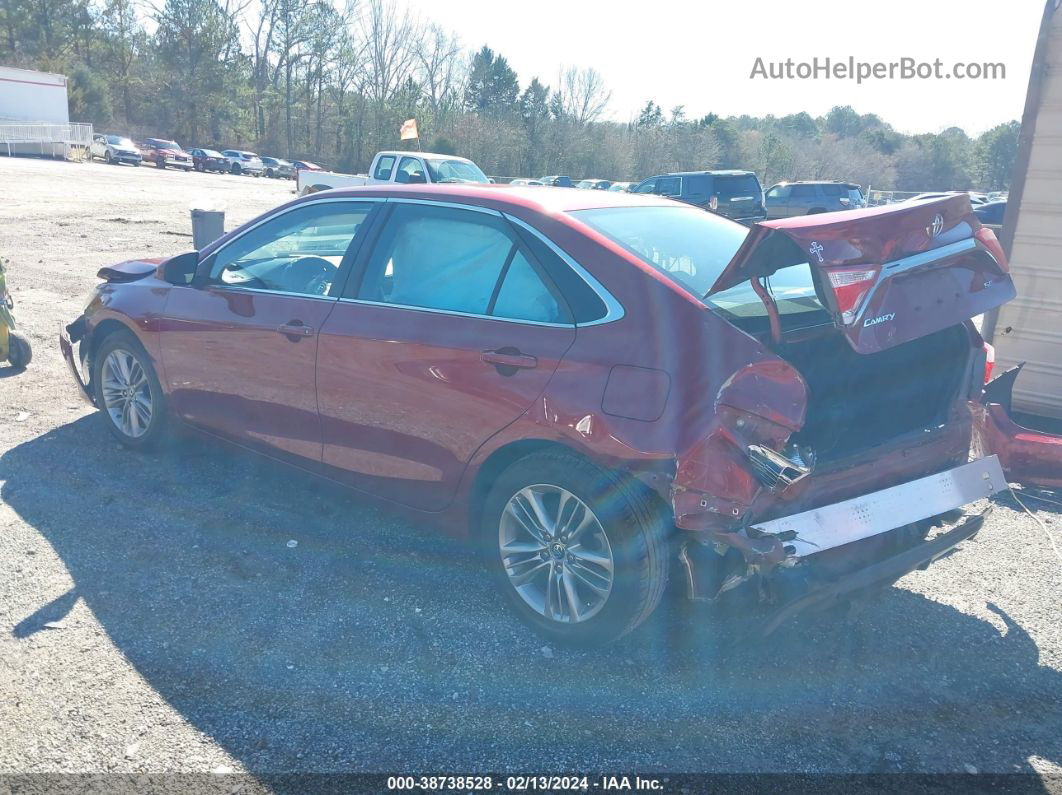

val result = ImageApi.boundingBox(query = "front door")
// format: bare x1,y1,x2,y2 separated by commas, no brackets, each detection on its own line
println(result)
159,200,378,461
316,201,577,510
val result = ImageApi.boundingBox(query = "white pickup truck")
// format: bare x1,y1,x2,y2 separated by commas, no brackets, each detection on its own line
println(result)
296,150,491,195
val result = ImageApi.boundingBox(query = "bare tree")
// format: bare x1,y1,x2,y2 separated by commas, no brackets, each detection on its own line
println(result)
558,66,611,125
414,22,462,128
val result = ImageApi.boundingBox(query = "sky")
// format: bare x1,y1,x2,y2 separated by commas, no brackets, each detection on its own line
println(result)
403,0,1047,135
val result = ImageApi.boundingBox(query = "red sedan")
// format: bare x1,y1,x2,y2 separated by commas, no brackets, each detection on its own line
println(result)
61,185,1026,644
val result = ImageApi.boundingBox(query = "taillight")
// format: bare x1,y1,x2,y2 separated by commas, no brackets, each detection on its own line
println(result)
983,341,995,384
974,227,1009,272
825,266,880,324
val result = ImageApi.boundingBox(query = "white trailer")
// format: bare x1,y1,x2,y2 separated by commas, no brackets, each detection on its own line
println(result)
0,65,69,123
984,0,1062,419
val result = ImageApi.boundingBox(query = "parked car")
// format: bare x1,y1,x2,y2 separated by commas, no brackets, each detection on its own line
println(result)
973,199,1007,231
576,179,612,190
765,181,866,218
291,160,323,173
61,189,1024,644
509,178,544,186
608,182,634,192
188,148,226,173
139,138,193,170
296,151,489,195
89,134,142,166
261,156,296,179
539,175,573,187
221,150,265,176
632,170,766,224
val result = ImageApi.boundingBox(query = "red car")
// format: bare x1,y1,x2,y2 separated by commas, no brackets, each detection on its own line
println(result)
60,186,1037,644
139,138,193,171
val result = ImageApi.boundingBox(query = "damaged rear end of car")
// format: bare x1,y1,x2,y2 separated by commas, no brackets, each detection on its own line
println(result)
669,195,1017,631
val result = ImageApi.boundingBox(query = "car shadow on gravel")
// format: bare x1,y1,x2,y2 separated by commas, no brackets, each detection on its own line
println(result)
2,416,1061,777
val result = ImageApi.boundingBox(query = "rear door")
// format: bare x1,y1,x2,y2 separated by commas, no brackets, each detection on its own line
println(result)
316,200,576,510
707,194,1017,354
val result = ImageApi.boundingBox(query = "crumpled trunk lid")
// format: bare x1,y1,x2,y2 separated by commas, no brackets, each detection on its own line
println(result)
706,195,1016,354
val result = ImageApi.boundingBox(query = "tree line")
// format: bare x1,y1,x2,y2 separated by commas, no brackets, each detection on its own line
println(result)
0,0,1020,189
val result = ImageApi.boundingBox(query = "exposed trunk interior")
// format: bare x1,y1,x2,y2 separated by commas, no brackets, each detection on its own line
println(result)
780,324,971,462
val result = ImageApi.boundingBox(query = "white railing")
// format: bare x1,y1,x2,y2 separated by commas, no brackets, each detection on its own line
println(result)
0,121,93,157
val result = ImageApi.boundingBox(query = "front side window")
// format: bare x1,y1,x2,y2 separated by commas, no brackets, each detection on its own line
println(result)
766,185,791,200
208,202,373,296
354,204,568,323
374,155,396,180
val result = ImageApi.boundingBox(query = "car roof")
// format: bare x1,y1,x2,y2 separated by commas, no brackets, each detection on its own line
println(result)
653,170,756,177
303,183,680,214
376,150,474,162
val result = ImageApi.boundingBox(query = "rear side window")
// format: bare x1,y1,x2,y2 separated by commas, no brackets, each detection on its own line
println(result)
684,174,711,196
513,225,606,323
820,184,845,197
492,250,567,323
714,175,762,200
374,155,396,181
655,176,681,196
354,204,570,324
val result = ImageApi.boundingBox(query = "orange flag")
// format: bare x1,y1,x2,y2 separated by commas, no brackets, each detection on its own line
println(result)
399,118,419,141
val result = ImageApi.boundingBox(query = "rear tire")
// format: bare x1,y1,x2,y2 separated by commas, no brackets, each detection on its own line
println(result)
7,331,31,369
481,448,669,645
92,330,168,450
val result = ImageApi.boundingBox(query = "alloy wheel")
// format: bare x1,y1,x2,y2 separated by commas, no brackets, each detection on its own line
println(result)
100,349,153,438
499,485,614,624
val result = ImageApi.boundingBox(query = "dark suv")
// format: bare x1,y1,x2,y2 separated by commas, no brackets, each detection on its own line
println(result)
631,170,766,224
539,175,573,187
765,181,865,218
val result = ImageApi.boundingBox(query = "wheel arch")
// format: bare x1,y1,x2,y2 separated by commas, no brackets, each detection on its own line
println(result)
467,437,672,538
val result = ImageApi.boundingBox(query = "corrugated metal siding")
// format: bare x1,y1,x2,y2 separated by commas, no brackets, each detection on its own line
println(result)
994,6,1062,418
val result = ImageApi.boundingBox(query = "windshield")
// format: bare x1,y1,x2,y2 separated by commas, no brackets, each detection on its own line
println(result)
106,136,135,147
201,150,222,158
572,205,825,324
424,158,489,184
151,140,181,150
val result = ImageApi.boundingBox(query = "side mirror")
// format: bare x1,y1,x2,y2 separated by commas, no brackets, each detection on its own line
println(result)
161,251,199,286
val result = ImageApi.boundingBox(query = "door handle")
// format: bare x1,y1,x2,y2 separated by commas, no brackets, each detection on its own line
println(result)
481,348,538,370
276,320,314,339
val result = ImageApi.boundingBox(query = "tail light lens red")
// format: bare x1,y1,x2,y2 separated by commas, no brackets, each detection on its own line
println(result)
825,266,880,324
983,341,995,384
974,227,1009,272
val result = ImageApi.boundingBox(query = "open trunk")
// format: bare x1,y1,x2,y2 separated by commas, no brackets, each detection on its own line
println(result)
780,324,972,462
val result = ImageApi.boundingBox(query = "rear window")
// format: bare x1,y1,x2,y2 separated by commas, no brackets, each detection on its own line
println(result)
571,206,748,296
714,175,761,200
571,205,826,328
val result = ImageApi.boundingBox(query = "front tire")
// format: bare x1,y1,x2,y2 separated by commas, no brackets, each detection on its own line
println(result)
482,449,669,645
156,158,165,169
93,330,168,450
231,162,241,175
7,331,31,369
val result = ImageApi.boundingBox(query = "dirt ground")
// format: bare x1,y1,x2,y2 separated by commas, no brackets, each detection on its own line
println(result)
1,155,1061,785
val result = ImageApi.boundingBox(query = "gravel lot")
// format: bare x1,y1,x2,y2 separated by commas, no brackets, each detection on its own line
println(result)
1,156,1061,786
